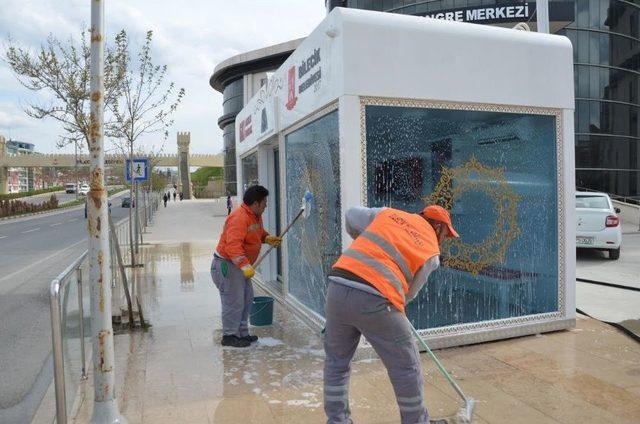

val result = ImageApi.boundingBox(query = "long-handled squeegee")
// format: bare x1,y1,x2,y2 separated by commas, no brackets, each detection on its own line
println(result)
254,190,313,269
408,321,476,424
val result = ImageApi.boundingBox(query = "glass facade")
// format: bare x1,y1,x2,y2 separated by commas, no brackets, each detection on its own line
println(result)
241,152,259,193
221,78,244,195
340,0,640,198
365,104,559,328
285,110,341,316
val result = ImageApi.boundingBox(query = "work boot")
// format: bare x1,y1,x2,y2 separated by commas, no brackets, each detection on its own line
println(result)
242,335,258,343
221,335,250,348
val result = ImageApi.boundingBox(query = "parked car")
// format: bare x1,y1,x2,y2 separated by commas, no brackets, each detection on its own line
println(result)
575,191,622,259
65,182,77,194
79,184,90,196
121,197,135,208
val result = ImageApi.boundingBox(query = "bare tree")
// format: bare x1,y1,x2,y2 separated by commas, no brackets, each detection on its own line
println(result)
107,30,184,268
4,30,127,150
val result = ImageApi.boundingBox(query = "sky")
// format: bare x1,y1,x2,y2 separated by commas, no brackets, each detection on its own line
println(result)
0,0,326,155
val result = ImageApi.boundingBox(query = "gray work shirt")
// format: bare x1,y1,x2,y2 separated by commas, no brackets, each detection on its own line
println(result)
329,207,440,303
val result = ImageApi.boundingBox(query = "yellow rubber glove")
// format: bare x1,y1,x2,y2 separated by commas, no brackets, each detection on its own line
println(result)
241,265,255,279
265,235,283,247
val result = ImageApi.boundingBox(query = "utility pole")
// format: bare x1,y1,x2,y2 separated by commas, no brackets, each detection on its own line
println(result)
88,0,126,422
537,0,550,34
75,139,79,201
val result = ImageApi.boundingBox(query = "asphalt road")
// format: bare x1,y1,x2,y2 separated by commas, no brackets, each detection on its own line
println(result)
0,191,130,423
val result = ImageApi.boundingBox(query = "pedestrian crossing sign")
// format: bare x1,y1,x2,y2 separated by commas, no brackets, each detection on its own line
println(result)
125,158,149,182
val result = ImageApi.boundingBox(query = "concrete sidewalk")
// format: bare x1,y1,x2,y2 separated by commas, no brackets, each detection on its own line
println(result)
72,199,640,423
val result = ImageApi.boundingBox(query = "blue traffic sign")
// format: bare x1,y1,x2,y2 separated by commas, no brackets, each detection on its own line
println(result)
125,158,149,182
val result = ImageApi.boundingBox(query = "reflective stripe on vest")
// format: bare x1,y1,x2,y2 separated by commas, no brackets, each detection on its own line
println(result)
341,249,406,303
333,208,440,312
360,230,413,283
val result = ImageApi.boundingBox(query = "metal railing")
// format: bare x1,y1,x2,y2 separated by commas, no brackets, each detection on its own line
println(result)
49,252,88,424
49,190,160,423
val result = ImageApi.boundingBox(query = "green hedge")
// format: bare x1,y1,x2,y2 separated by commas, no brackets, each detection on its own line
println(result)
190,167,223,187
0,186,63,201
0,195,59,218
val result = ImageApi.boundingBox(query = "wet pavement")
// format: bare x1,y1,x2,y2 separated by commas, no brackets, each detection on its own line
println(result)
71,200,640,423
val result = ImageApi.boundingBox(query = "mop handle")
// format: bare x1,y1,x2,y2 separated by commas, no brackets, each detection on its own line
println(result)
253,208,305,269
408,320,469,403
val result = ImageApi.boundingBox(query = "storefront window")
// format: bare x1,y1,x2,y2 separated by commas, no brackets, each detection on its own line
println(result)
365,104,559,329
285,110,341,316
241,152,259,193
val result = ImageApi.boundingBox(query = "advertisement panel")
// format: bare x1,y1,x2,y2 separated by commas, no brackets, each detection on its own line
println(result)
236,15,342,156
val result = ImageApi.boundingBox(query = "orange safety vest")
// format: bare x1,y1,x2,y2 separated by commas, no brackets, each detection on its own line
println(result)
332,208,440,313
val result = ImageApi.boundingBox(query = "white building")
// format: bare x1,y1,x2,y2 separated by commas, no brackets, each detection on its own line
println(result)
4,139,36,192
235,8,575,348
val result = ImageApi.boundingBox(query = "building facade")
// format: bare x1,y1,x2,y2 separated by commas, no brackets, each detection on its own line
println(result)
4,139,36,192
329,0,640,198
210,39,304,195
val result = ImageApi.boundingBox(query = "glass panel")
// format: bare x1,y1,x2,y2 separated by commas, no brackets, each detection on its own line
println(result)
241,152,259,193
573,133,635,170
365,105,558,329
60,261,90,416
576,169,640,197
274,149,283,281
576,194,610,208
223,124,237,196
285,110,341,316
223,79,244,116
575,64,640,105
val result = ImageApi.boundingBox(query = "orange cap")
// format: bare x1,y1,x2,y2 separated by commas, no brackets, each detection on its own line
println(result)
420,205,459,238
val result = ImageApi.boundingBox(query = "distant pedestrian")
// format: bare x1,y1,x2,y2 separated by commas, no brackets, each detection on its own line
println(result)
173,191,177,202
179,192,184,201
163,193,168,207
226,195,233,215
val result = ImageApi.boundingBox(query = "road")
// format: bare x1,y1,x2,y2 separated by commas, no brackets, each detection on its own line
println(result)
0,191,131,423
576,220,640,327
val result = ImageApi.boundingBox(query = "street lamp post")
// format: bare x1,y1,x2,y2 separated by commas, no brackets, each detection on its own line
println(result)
88,0,126,422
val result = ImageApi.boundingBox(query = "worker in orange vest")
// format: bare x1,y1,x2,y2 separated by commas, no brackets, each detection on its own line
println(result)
211,185,282,348
323,205,459,424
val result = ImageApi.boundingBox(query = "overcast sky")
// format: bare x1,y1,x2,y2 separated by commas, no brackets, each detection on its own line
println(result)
0,0,326,155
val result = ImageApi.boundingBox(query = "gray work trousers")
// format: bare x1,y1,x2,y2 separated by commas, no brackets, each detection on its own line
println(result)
210,256,254,337
323,282,428,424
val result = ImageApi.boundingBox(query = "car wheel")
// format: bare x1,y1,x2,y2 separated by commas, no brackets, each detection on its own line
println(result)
608,248,620,260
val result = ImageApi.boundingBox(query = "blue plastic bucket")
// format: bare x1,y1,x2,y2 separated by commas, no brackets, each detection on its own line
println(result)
250,296,274,326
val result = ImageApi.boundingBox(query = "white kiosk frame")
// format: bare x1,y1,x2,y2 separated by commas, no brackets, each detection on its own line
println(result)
235,7,576,348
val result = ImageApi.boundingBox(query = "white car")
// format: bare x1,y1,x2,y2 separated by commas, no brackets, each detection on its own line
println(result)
575,191,622,259
79,184,90,196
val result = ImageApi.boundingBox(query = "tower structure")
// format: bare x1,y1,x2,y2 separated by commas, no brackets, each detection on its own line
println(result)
177,132,192,198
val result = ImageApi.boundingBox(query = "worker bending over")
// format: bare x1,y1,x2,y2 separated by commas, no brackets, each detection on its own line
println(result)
324,205,459,424
211,185,282,348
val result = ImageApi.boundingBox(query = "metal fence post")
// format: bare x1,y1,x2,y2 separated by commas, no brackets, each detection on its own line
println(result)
50,280,67,424
77,267,87,380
